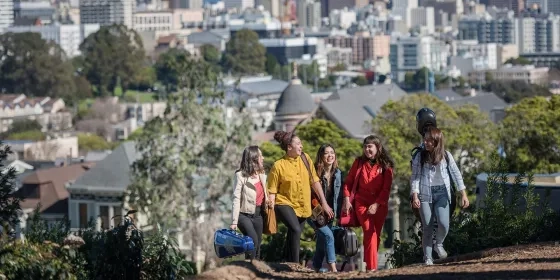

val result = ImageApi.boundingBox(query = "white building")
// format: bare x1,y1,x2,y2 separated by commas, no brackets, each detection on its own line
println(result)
410,7,435,35
391,0,418,27
223,0,255,11
296,0,321,28
80,0,134,28
0,0,14,30
329,8,357,30
4,24,100,57
452,40,498,70
517,14,560,54
389,35,449,82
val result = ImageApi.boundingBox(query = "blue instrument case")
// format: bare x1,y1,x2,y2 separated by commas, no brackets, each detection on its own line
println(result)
214,229,255,258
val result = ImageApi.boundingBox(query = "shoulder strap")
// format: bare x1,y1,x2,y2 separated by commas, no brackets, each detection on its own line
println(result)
300,153,313,184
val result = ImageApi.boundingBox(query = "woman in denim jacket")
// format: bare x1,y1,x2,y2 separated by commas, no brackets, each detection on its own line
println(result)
308,144,343,272
410,127,470,265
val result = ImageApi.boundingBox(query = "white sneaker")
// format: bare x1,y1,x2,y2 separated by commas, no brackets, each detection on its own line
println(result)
434,245,448,259
425,259,433,265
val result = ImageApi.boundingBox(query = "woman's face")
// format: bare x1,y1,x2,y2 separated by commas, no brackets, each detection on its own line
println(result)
288,136,303,156
257,149,264,169
363,143,378,159
423,137,435,152
322,146,336,166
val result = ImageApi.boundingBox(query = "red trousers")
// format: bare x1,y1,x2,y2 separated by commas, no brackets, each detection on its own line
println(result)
355,197,388,270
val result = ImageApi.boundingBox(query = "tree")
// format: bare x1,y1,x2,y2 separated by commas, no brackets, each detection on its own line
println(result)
486,80,551,103
0,32,76,101
223,29,266,75
80,24,145,97
0,141,21,238
371,94,498,194
265,54,278,75
154,49,211,92
127,56,251,270
295,119,362,173
200,44,220,65
131,66,157,91
77,133,112,152
499,95,560,173
7,119,42,134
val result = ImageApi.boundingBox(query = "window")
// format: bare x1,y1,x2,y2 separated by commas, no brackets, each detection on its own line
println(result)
114,206,123,226
100,206,109,230
79,203,88,228
21,184,40,199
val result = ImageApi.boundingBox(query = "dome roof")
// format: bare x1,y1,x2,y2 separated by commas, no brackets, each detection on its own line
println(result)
274,65,316,116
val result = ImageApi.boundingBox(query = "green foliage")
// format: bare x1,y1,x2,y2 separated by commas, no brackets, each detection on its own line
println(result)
0,241,78,280
2,211,197,279
0,32,76,101
487,81,551,103
265,54,278,75
200,44,222,74
154,48,217,92
131,66,157,91
0,142,20,238
352,76,369,86
504,57,532,65
25,206,71,245
223,29,266,75
371,93,498,192
260,141,285,172
499,95,560,173
388,153,560,268
296,119,362,173
80,24,145,97
5,130,45,141
77,133,112,151
7,119,42,134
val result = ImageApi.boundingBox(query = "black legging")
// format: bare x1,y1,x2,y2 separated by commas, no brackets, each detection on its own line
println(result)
275,205,306,263
238,206,263,259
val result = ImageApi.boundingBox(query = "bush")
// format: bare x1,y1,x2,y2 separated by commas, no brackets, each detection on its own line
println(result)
1,210,197,279
388,153,560,268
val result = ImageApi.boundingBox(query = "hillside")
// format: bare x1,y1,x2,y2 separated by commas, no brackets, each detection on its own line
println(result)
192,242,560,280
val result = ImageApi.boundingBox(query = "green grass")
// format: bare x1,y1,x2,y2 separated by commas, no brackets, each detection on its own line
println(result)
78,89,157,111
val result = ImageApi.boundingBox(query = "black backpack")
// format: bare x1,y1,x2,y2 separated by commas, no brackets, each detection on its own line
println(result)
409,147,457,221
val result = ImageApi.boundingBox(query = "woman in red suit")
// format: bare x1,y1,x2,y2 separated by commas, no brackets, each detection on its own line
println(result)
341,135,394,271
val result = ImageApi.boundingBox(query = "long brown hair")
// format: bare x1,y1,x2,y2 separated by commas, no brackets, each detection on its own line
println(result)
236,146,264,177
421,126,445,165
314,144,339,176
361,135,394,170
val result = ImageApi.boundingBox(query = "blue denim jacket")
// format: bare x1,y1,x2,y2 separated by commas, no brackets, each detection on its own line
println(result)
320,168,343,219
410,151,466,203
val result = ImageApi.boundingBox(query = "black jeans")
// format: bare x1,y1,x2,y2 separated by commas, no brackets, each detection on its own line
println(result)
275,205,306,263
238,206,263,260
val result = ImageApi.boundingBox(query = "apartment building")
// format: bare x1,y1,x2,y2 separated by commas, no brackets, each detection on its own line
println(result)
452,40,499,69
517,14,560,54
326,33,390,65
389,35,449,82
5,24,100,57
0,0,14,29
80,0,134,28
458,13,517,44
0,94,73,133
468,64,549,85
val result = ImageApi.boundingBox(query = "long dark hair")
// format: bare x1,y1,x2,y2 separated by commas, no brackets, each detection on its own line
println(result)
237,146,263,177
421,126,445,165
315,144,339,177
362,135,395,170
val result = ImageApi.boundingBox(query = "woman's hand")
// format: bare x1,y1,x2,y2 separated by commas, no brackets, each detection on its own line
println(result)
342,197,352,214
367,203,379,215
461,194,470,209
322,203,335,219
268,194,275,209
412,194,420,209
230,224,237,230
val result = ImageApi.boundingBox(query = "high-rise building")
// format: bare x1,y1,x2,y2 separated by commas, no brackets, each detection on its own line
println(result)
80,0,134,28
0,0,14,29
170,0,203,9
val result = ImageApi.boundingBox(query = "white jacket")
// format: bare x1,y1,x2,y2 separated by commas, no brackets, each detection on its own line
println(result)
231,171,269,225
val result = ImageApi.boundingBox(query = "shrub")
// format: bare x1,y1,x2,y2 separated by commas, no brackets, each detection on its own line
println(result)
388,153,560,268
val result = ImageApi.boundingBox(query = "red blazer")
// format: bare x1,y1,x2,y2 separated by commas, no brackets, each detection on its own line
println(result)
343,158,394,206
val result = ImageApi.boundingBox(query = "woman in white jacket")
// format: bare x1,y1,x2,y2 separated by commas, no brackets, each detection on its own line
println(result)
231,145,272,260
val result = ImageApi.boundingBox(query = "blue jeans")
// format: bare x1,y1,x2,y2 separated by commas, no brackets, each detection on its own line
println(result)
307,220,336,269
419,185,450,261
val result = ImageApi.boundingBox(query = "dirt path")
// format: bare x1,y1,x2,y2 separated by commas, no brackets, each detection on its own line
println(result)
192,242,560,280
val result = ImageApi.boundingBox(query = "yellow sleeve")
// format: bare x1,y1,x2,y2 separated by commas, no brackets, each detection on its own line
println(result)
267,163,280,194
306,153,320,184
